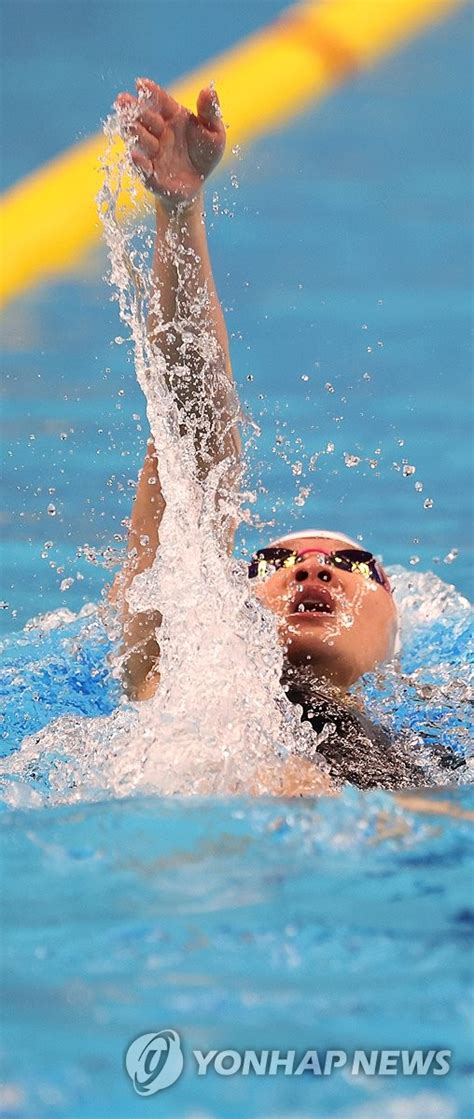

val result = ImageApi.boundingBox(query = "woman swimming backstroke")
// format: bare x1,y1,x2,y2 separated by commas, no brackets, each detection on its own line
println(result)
110,78,463,793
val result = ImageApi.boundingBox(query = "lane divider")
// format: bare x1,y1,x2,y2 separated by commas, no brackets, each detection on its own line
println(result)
0,0,465,305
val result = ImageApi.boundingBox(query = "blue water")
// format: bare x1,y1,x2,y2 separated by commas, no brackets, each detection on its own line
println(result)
2,793,473,1118
1,2,472,630
1,3,473,1118
1,570,472,772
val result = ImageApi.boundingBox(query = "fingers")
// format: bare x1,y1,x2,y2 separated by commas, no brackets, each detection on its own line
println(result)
135,121,161,158
115,91,136,110
136,77,179,121
130,147,155,185
115,91,138,147
115,89,164,148
196,86,223,133
136,106,164,139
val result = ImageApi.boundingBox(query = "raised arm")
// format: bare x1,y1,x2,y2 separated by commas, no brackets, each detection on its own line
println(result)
110,79,241,699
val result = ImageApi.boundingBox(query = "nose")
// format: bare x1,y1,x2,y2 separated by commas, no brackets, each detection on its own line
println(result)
295,565,332,583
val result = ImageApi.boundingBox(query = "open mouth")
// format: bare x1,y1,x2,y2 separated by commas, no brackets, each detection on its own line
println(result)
287,587,335,617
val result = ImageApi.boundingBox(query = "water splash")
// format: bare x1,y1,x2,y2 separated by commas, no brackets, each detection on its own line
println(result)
0,113,472,807
0,568,471,806
24,106,319,800
363,567,473,761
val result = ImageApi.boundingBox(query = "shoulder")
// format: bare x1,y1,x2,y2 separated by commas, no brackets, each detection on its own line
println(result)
289,687,426,790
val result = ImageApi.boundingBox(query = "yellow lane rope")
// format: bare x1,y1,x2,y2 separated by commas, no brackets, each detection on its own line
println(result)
0,0,465,304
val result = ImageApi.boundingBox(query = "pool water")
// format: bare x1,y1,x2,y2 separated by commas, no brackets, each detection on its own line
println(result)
1,3,473,1117
2,792,473,1118
0,566,472,800
1,3,472,629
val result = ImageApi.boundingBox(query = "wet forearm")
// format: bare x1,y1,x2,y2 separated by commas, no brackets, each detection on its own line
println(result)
112,192,239,697
151,192,230,367
149,192,238,472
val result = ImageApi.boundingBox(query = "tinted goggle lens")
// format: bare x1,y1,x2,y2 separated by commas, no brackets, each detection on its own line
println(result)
331,549,386,586
248,548,296,579
248,546,387,587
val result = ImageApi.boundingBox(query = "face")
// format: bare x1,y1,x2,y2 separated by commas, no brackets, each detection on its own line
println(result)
251,536,398,690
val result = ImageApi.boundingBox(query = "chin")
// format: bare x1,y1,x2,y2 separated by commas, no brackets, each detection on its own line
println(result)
283,629,361,690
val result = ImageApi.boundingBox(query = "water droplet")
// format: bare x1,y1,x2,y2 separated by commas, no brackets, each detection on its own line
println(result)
118,388,125,397
415,481,424,492
230,173,239,190
301,374,309,382
114,336,125,345
403,464,416,477
60,577,74,592
423,498,434,509
367,346,373,353
344,452,360,468
148,476,157,485
377,340,384,348
291,461,303,476
294,486,311,507
361,323,368,330
362,372,371,381
47,504,56,516
59,432,68,441
444,548,459,564
246,373,254,382
139,534,150,546
326,442,335,453
325,382,334,393
409,555,420,566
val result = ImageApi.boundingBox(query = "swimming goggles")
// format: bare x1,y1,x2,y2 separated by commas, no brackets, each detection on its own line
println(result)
248,546,390,590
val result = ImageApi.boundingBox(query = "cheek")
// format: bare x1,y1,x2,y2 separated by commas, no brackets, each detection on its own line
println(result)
251,582,265,606
331,578,372,621
337,581,388,635
354,588,395,651
253,582,273,610
253,576,288,613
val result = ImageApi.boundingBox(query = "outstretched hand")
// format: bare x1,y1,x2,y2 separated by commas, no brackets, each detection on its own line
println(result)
115,78,226,210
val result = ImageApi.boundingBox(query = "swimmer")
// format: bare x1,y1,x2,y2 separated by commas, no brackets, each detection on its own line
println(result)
110,79,464,794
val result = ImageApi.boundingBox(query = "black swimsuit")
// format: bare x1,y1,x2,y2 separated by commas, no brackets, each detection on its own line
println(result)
285,683,465,791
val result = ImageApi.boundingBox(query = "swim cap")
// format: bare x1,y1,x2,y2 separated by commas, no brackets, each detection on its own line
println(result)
268,529,359,548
